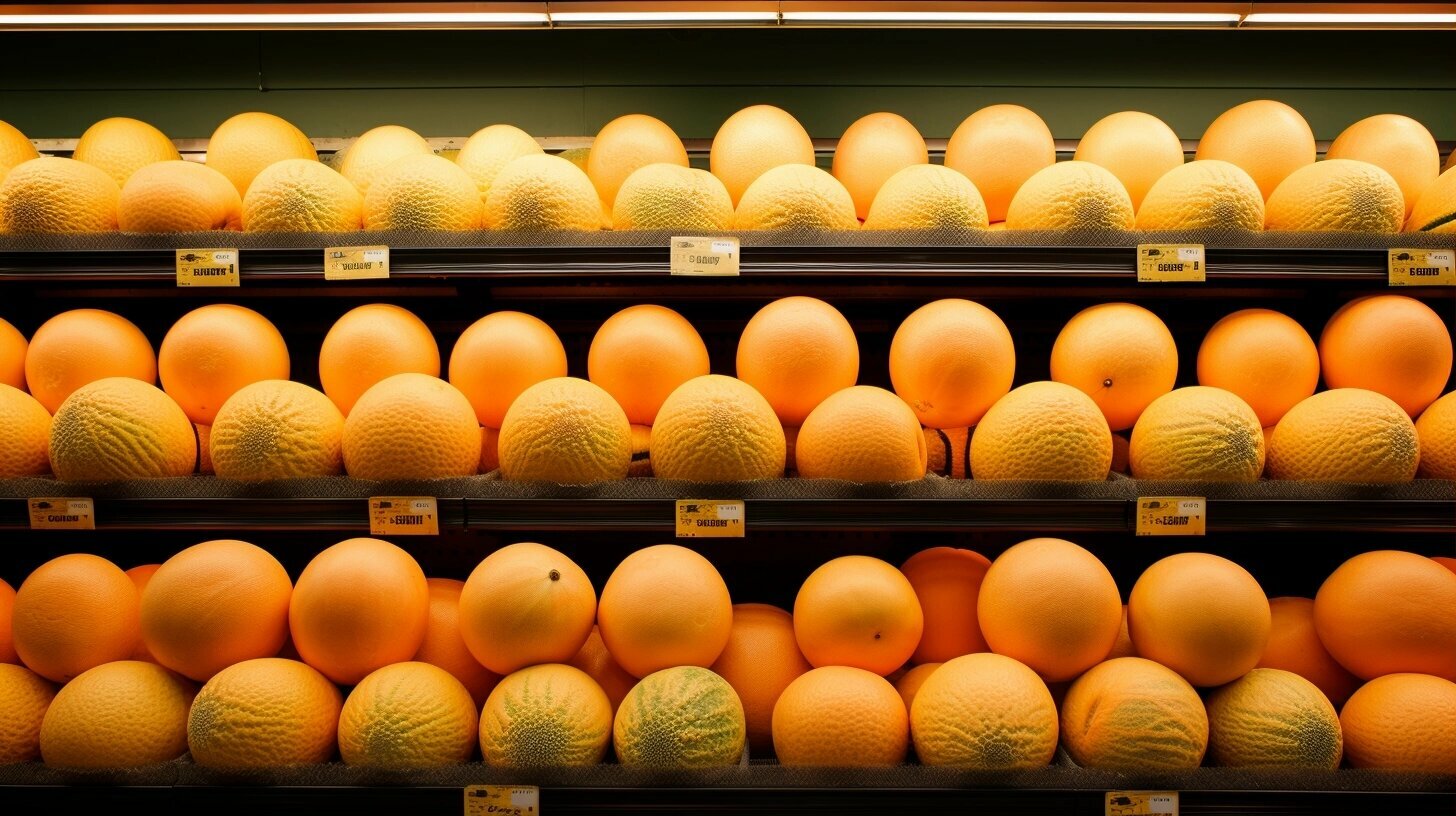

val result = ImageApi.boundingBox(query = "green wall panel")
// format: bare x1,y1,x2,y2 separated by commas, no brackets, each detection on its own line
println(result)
1,28,1451,141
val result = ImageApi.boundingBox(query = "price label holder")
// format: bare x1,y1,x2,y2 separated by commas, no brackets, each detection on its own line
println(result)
175,249,240,287
675,500,745,538
28,497,96,530
670,236,740,276
325,245,390,280
1387,248,1454,286
368,496,439,536
1106,791,1178,816
1136,497,1206,536
464,785,538,816
1137,244,1205,283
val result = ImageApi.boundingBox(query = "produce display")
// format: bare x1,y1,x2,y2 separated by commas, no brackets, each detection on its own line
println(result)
2,538,1454,773
1,101,1453,235
0,292,1449,486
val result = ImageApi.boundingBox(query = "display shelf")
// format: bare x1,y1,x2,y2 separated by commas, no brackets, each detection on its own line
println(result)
1,231,1453,287
1,764,1452,816
1,477,1449,533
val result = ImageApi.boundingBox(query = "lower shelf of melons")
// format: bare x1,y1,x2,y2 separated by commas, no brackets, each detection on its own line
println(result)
0,476,1449,533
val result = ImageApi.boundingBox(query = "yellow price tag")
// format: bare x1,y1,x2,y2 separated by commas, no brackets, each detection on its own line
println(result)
324,245,390,280
368,496,439,536
175,249,239,287
675,500,745,538
464,785,538,816
28,497,96,530
1107,791,1178,816
1136,497,1206,536
1137,244,1205,283
1388,248,1454,286
670,236,740,276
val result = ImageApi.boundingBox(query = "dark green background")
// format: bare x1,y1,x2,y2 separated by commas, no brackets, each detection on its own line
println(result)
1,28,1451,141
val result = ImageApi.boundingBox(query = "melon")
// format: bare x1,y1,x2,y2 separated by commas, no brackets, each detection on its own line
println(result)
613,666,745,767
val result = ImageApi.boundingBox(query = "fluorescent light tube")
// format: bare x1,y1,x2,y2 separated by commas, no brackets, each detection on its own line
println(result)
0,12,549,28
549,11,779,22
782,11,1242,23
1243,12,1456,24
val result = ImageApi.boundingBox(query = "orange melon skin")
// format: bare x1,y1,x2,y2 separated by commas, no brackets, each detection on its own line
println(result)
1313,550,1456,682
1060,657,1209,772
900,547,992,664
1340,673,1456,773
288,537,430,685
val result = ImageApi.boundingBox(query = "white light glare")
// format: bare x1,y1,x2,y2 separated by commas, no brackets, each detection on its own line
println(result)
1243,13,1456,25
0,12,549,27
782,11,1242,22
550,11,780,22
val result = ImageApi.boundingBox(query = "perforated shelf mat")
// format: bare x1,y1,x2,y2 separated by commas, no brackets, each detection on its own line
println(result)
0,759,1453,793
0,475,1451,503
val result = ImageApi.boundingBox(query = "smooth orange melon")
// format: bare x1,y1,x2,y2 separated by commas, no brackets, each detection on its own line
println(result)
1340,673,1456,772
599,544,733,678
158,304,289,425
1327,114,1440,217
140,539,291,681
319,303,440,416
1051,302,1178,431
118,161,242,232
25,308,156,414
205,112,317,196
1416,391,1456,479
0,663,54,763
1258,597,1360,708
710,105,815,207
900,547,992,663
0,385,51,478
710,603,811,755
414,578,500,708
944,105,1056,223
588,305,709,426
1198,308,1319,427
737,296,859,427
978,538,1121,682
459,542,596,676
1320,295,1452,417
796,385,927,482
587,114,688,209
1074,111,1184,210
890,298,1014,429
1196,100,1315,200
1314,550,1456,681
289,537,429,684
12,553,139,683
832,112,928,220
794,555,923,676
1129,552,1270,687
72,117,179,187
448,311,566,430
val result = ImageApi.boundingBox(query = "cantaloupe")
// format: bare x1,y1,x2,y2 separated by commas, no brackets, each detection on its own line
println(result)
48,377,196,481
0,157,119,234
480,663,612,767
205,112,317,197
613,666,745,767
338,125,433,197
944,105,1055,223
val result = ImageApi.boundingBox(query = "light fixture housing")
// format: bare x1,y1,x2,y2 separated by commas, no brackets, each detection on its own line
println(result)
779,1,1245,27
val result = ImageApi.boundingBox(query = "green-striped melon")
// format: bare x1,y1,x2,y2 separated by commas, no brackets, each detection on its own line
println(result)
1206,668,1343,768
479,663,612,768
613,666,745,767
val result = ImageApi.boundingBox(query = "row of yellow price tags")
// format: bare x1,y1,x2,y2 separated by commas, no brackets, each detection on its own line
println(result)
172,242,1451,286
174,246,391,287
20,497,1205,536
460,785,1173,816
1139,245,1454,285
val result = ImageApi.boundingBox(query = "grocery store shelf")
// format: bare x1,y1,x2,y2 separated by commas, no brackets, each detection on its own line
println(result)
1,477,1449,533
1,232,1453,286
0,764,1452,816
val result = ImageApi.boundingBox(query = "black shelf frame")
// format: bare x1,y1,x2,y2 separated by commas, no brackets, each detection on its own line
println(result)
0,488,1449,533
1,239,1453,285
